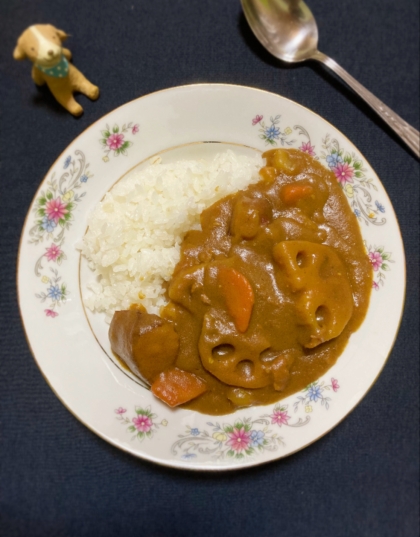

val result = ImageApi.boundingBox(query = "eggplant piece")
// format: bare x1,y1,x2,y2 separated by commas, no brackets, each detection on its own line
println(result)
109,310,179,384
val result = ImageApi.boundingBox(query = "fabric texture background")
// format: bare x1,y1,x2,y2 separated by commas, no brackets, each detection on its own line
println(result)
0,1,418,536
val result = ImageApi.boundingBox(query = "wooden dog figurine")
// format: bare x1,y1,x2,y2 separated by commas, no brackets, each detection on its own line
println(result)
13,24,99,116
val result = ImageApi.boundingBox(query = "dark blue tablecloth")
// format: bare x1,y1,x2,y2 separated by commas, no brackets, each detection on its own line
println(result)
1,1,418,536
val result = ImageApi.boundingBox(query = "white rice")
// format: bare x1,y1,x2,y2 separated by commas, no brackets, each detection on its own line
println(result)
80,150,263,321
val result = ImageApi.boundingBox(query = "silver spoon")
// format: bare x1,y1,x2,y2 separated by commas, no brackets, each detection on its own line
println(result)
241,0,419,158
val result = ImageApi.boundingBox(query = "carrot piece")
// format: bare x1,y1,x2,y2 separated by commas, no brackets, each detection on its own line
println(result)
218,266,254,332
151,367,207,407
281,183,313,205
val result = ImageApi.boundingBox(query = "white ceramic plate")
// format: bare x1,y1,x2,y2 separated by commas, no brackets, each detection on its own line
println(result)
18,84,405,470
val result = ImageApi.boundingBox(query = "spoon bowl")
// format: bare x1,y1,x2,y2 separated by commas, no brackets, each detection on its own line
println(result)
241,0,419,157
242,0,318,63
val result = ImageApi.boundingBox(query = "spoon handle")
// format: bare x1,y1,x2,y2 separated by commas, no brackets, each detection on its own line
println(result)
312,50,419,158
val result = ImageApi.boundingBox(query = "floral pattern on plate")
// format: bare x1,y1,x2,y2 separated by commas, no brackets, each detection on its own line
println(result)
115,406,167,442
30,150,92,317
169,378,339,461
100,122,139,161
36,268,68,316
320,135,386,227
366,244,394,290
293,378,339,412
171,417,286,461
252,114,296,146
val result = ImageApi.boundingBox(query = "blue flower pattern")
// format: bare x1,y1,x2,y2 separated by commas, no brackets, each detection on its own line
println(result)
293,380,336,412
47,285,62,301
265,125,280,141
41,216,57,233
326,153,343,169
307,385,323,402
63,156,71,169
250,430,265,448
375,200,385,213
255,114,294,146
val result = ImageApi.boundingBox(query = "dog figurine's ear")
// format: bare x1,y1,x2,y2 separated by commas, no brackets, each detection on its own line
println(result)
13,42,26,60
56,28,69,41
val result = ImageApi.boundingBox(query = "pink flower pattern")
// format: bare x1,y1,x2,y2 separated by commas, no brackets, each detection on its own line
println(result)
100,122,137,159
369,251,383,271
106,133,125,151
226,427,251,452
116,406,160,441
270,408,290,426
132,415,153,433
45,198,68,223
252,114,263,125
333,163,355,185
331,378,340,392
45,309,58,318
300,141,316,156
45,243,62,261
366,245,393,289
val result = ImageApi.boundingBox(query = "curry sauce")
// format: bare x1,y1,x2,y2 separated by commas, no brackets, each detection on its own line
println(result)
109,148,372,415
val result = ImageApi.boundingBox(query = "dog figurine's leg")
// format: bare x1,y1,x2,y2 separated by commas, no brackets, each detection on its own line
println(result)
31,65,45,86
70,65,99,101
51,87,83,116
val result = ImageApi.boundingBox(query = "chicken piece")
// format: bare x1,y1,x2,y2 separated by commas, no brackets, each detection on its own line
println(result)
230,195,272,240
109,310,179,384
